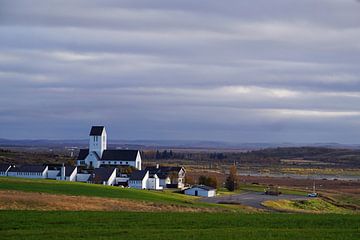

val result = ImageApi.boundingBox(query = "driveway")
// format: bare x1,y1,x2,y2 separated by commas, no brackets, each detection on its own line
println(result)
201,191,307,210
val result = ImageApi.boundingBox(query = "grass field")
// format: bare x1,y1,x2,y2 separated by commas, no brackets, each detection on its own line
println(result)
0,211,359,240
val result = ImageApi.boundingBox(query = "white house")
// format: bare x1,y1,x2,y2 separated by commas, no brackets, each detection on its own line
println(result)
7,165,48,179
145,165,186,188
184,185,216,197
0,164,11,176
56,165,77,181
128,170,163,190
128,170,149,189
77,126,142,170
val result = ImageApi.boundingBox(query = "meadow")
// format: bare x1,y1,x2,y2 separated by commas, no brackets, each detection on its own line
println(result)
1,211,359,240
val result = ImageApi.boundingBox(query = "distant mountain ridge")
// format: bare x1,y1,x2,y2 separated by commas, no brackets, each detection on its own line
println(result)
0,138,359,150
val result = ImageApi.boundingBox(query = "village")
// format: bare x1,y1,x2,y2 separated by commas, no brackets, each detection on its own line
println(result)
0,126,216,197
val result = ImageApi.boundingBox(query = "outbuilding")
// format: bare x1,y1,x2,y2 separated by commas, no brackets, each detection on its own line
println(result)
184,185,216,197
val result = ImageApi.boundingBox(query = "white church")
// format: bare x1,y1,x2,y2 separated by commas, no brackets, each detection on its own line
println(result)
76,126,142,170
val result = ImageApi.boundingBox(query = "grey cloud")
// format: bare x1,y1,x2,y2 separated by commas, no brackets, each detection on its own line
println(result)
0,0,359,142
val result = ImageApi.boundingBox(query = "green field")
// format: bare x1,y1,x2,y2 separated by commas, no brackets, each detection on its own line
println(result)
0,211,359,240
0,177,198,206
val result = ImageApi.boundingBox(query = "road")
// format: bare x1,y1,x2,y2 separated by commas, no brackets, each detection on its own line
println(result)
201,191,307,210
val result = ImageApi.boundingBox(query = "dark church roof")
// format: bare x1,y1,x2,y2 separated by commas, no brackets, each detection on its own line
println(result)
129,170,148,180
77,149,89,160
89,126,105,136
101,150,138,161
77,149,139,161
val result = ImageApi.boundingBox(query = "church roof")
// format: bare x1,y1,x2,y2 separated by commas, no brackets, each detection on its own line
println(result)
101,150,138,161
77,149,139,161
77,149,89,160
89,126,105,136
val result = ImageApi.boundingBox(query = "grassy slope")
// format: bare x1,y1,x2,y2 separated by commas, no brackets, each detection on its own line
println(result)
262,199,353,214
0,211,359,240
0,177,247,211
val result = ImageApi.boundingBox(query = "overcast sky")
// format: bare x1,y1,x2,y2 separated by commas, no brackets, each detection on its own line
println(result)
1,0,360,143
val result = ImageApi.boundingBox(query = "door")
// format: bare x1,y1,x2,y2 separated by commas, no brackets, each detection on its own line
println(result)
195,190,198,196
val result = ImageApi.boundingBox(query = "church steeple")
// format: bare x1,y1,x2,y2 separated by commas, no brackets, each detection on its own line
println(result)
89,126,107,158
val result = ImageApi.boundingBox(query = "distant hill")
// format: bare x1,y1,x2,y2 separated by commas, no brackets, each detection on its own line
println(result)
0,138,359,150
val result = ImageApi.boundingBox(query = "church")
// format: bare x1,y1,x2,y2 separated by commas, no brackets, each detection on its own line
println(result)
76,126,142,170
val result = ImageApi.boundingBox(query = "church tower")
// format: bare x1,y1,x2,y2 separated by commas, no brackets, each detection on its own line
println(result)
89,126,107,158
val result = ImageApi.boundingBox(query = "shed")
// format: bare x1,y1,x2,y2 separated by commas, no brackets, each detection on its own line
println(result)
184,185,216,197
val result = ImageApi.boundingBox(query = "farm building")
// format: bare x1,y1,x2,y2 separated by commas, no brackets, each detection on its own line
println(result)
184,185,216,197
145,165,186,188
128,170,163,190
76,126,142,169
7,165,48,179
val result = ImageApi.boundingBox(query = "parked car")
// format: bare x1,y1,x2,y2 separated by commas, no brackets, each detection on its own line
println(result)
307,192,318,197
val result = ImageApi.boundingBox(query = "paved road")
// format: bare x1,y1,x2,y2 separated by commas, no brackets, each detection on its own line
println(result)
201,191,307,210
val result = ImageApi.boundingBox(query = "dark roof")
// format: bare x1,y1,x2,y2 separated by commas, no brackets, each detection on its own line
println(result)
144,166,184,177
129,170,148,180
0,164,11,172
89,126,105,136
101,150,138,161
191,185,215,191
77,149,89,160
56,166,77,177
8,165,47,173
90,167,116,183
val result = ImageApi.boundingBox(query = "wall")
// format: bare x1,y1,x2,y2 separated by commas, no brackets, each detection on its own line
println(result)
184,188,216,197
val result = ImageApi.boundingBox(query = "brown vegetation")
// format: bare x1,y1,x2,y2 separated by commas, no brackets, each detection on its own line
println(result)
0,190,218,212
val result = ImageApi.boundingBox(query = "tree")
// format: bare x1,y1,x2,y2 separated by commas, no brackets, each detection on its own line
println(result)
198,175,218,189
225,165,238,191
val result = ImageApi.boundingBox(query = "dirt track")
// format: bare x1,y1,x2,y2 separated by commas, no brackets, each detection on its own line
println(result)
201,191,307,210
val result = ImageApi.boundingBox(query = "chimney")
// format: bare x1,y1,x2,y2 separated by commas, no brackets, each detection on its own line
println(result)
61,163,66,180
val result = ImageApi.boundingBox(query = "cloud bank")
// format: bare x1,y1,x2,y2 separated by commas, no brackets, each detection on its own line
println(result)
0,0,360,143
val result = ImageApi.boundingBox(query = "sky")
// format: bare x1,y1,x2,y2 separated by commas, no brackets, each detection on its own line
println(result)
0,0,360,143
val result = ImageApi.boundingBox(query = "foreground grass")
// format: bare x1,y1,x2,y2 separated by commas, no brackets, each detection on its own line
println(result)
0,211,359,240
262,199,354,214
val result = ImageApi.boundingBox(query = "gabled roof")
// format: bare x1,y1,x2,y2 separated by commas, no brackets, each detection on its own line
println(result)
191,185,215,191
0,164,11,172
101,150,138,161
90,167,116,183
89,126,105,136
144,166,184,177
77,149,89,160
56,166,77,177
8,165,47,173
129,170,148,180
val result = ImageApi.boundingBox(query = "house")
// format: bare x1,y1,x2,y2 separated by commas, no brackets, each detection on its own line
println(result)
88,167,117,186
47,164,77,181
128,170,148,189
0,164,11,176
7,165,48,179
128,170,163,190
184,185,216,197
56,165,77,181
145,165,186,188
77,126,142,170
